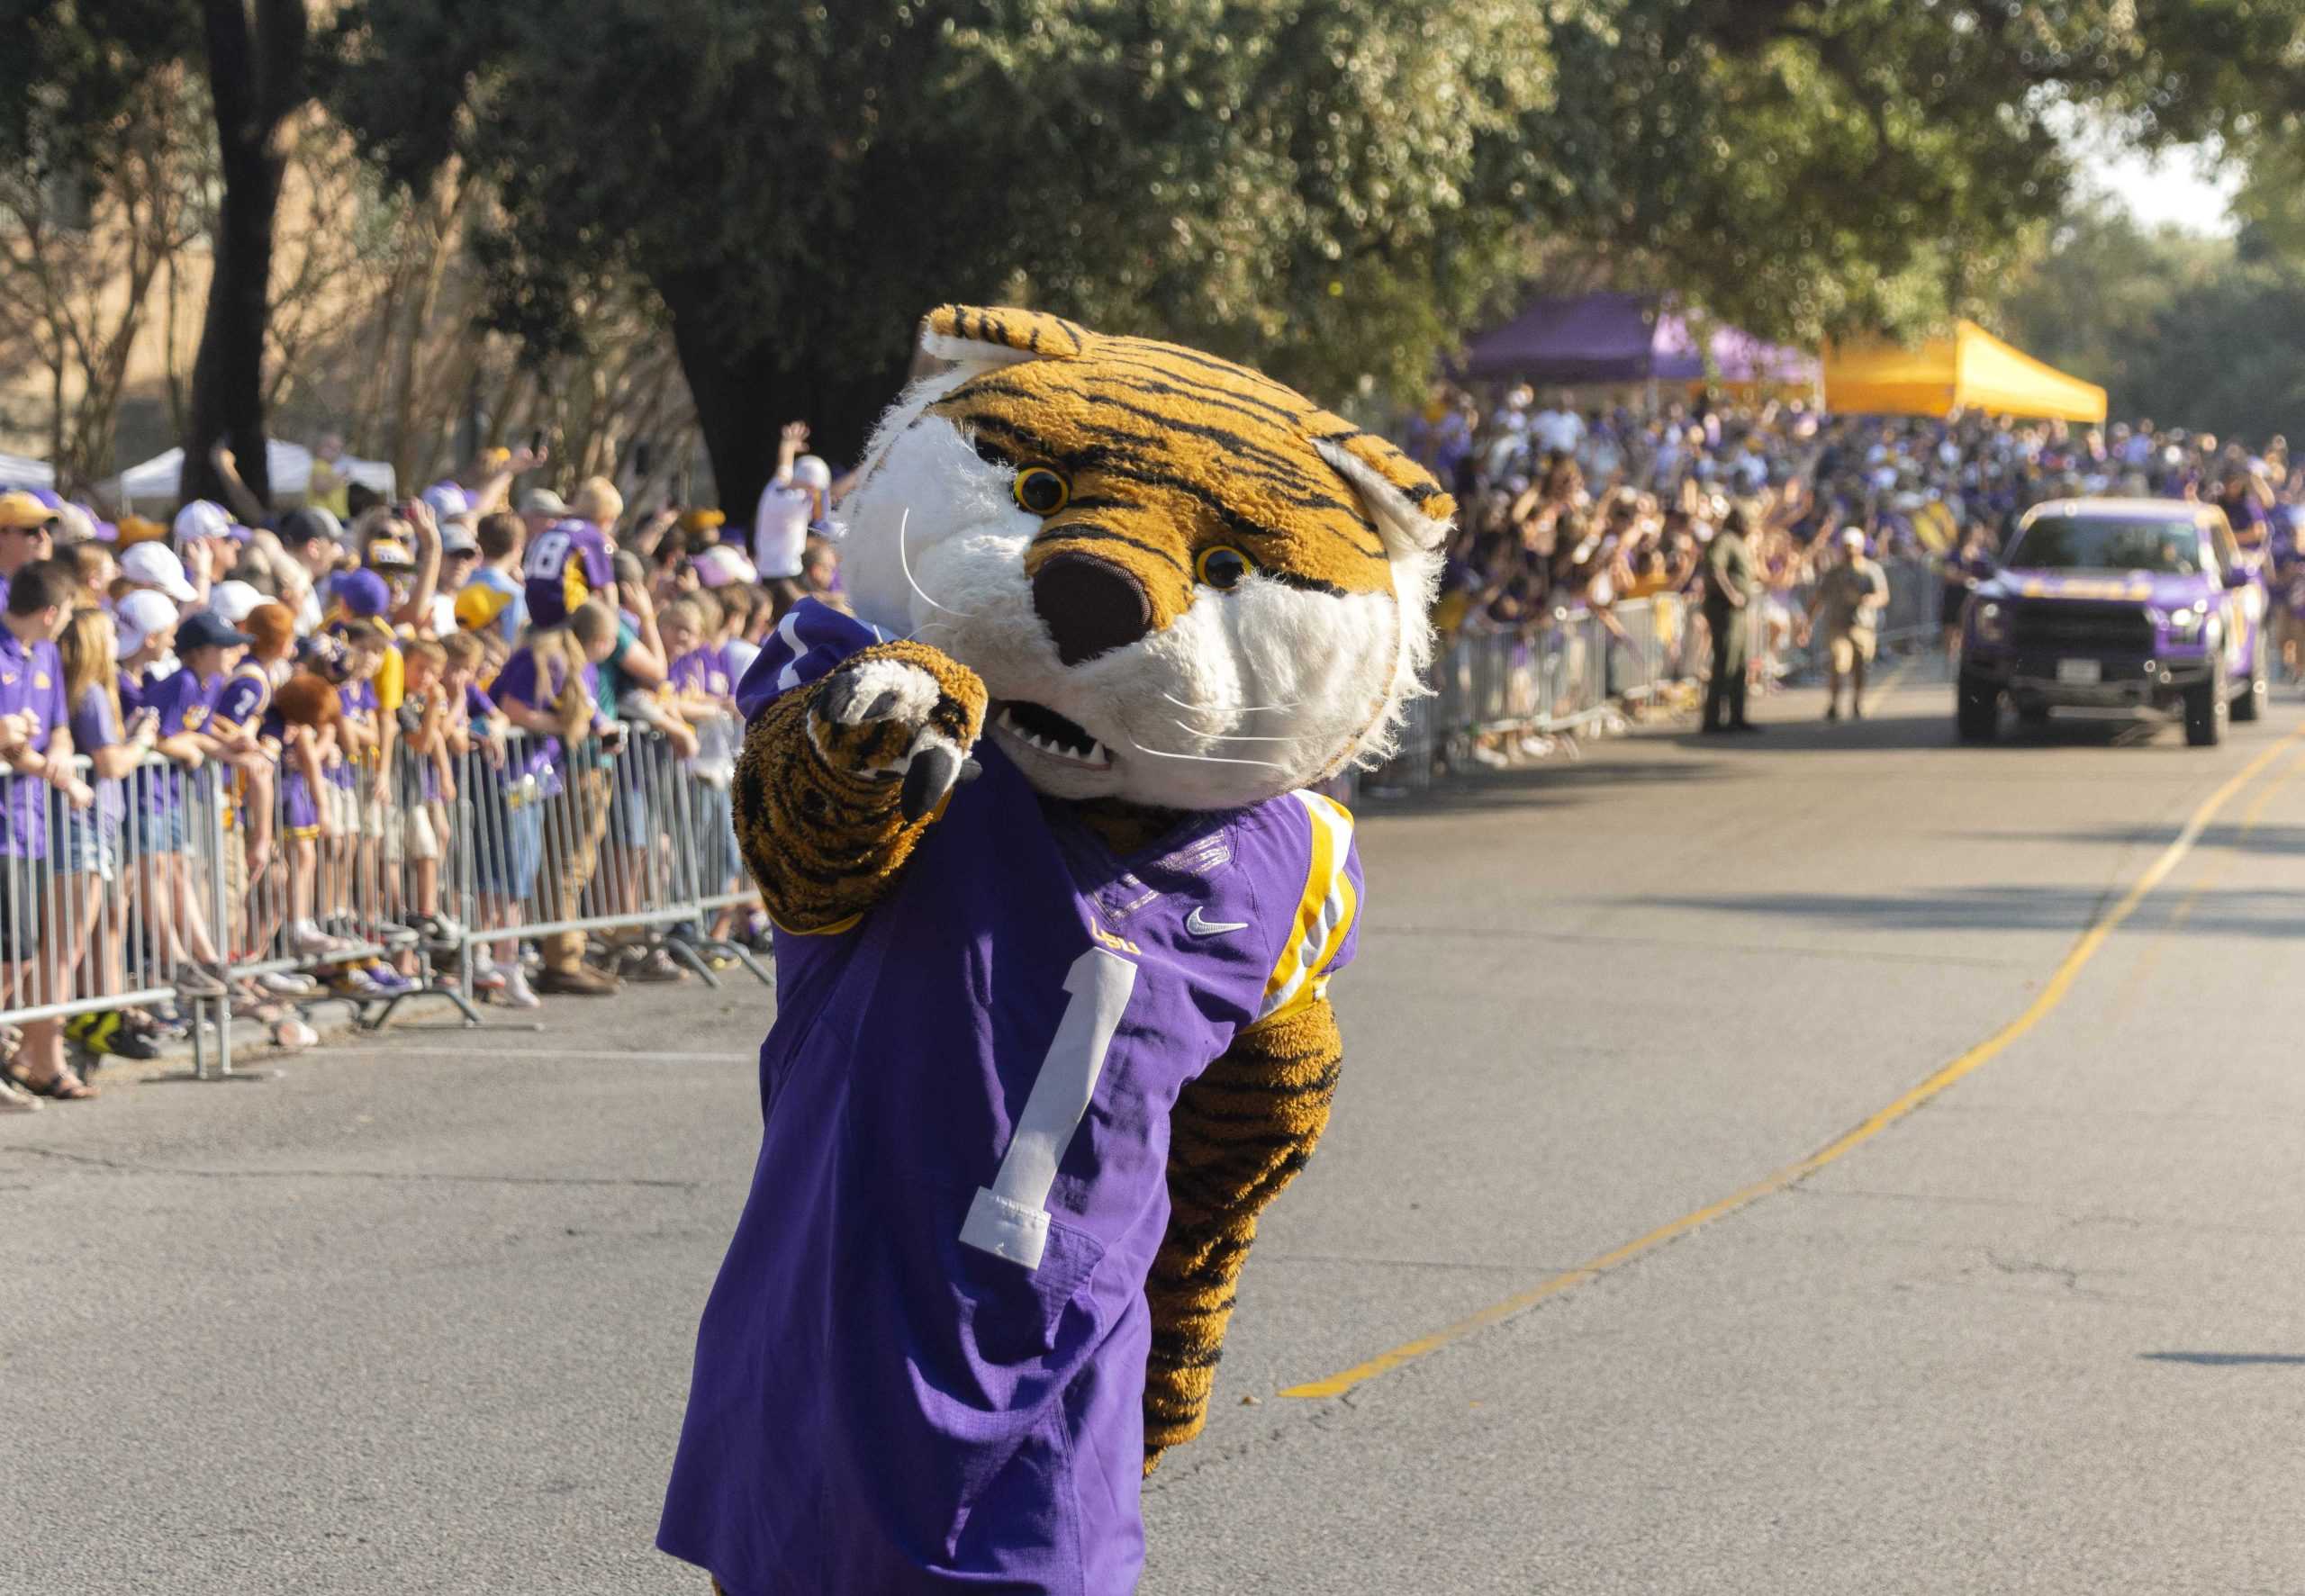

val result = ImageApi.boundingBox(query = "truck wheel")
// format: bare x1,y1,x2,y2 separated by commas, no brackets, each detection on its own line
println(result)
2185,667,2227,747
1956,672,1999,743
2233,631,2268,723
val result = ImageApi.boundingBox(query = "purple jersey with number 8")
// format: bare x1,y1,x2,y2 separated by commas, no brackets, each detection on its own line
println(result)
659,602,1361,1596
521,516,615,628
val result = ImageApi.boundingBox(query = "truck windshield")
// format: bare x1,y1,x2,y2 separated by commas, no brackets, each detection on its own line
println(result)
2008,516,2201,574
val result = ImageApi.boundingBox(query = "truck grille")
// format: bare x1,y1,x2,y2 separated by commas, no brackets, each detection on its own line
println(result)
2011,600,2155,655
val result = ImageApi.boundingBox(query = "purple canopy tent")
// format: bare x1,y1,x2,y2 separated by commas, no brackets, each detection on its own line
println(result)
1650,311,1819,386
1458,293,1816,387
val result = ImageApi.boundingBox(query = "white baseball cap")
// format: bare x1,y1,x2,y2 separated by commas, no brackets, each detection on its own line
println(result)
420,480,474,522
113,590,181,656
792,455,833,492
211,579,265,625
121,541,198,602
1840,526,1867,548
172,499,237,547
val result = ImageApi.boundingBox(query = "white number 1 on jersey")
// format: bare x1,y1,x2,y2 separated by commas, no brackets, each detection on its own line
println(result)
959,947,1137,1272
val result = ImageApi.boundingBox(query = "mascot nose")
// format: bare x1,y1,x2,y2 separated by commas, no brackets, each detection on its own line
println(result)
1032,551,1152,665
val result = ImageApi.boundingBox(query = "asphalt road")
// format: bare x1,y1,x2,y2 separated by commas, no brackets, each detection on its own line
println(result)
6,660,2304,1594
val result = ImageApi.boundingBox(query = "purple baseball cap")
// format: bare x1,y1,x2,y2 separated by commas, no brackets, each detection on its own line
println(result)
331,568,393,618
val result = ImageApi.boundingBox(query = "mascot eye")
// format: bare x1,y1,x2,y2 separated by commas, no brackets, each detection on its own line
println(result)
1013,466,1071,517
1196,546,1254,591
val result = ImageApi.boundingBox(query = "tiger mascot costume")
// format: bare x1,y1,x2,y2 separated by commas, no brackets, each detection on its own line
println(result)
660,306,1452,1595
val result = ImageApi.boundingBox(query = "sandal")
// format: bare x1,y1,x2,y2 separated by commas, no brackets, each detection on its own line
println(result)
11,1064,98,1101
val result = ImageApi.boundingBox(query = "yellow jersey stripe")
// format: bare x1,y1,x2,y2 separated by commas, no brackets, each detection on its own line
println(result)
1258,789,1355,1026
1262,789,1342,1005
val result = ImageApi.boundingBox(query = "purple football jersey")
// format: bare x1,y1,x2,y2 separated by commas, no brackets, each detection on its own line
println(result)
661,601,1361,1596
522,516,615,629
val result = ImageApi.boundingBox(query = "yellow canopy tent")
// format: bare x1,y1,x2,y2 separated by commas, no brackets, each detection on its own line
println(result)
1822,320,2107,423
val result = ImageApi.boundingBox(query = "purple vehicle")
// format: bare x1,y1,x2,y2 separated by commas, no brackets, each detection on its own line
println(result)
1957,498,2269,747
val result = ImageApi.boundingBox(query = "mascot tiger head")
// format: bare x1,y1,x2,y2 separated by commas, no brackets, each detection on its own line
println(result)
836,305,1455,812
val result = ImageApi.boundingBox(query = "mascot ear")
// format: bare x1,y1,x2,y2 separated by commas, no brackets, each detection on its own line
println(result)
1313,430,1457,559
918,305,1093,369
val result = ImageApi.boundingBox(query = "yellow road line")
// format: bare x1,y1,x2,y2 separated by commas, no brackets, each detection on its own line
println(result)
2107,749,2304,1018
1856,653,1921,716
1281,724,2305,1402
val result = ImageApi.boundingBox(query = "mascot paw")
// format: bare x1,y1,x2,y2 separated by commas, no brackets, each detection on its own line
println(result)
809,648,988,822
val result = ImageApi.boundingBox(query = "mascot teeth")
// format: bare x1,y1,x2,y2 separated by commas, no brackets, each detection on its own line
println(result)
997,702,1113,768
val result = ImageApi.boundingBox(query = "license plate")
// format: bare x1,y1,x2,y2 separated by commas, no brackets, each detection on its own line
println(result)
2056,659,2102,685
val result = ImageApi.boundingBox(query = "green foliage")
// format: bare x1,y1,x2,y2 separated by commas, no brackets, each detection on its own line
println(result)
1520,0,2305,346
0,0,200,181
330,0,1549,407
1998,199,2305,441
322,0,2305,489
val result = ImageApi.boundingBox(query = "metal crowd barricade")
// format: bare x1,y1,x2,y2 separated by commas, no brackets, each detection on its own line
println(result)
450,723,772,995
221,733,481,1044
0,754,241,1077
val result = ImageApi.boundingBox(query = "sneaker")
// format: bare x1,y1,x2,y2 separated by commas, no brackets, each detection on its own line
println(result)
500,968,541,1009
628,949,688,984
534,964,620,997
330,965,387,999
68,1012,162,1061
269,1017,320,1050
106,1024,163,1061
471,963,507,994
285,921,342,958
173,963,229,998
257,971,318,997
0,1076,40,1113
361,962,414,996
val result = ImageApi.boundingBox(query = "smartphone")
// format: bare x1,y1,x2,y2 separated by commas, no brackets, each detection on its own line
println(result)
527,427,546,455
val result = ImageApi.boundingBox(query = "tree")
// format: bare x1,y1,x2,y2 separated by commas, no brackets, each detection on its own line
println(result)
0,67,208,492
5,0,325,509
178,0,315,509
330,0,1549,516
1996,198,2305,442
330,0,2305,513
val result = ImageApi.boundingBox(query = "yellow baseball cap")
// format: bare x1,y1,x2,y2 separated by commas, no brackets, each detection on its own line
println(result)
0,491,55,530
455,582,515,633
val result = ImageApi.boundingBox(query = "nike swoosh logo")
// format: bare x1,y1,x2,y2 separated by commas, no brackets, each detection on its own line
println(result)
1185,907,1250,937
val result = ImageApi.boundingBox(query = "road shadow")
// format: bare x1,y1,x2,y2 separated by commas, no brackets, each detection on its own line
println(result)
1668,708,2215,756
2140,1351,2305,1367
1357,753,1731,816
1939,823,2305,858
1621,884,2305,940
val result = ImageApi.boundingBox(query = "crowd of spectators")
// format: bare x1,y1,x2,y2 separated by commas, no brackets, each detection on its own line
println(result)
1394,385,2305,750
5,388,2300,1107
0,428,848,1111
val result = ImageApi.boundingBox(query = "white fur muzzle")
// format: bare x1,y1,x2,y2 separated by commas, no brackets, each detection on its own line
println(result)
837,406,1432,811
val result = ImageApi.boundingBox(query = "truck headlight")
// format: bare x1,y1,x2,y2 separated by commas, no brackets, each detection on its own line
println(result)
1972,600,2010,644
2156,603,2209,644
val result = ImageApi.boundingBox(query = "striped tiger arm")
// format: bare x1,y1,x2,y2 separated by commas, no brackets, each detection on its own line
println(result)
1142,994,1342,1474
731,641,987,934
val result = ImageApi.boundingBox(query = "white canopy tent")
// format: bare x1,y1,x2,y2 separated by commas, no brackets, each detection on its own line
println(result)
110,441,397,509
0,452,55,491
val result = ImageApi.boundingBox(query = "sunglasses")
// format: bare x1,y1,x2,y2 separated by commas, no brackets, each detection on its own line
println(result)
4,521,54,537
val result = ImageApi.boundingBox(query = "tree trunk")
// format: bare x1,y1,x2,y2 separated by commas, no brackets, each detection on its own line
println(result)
179,0,308,514
659,271,909,522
